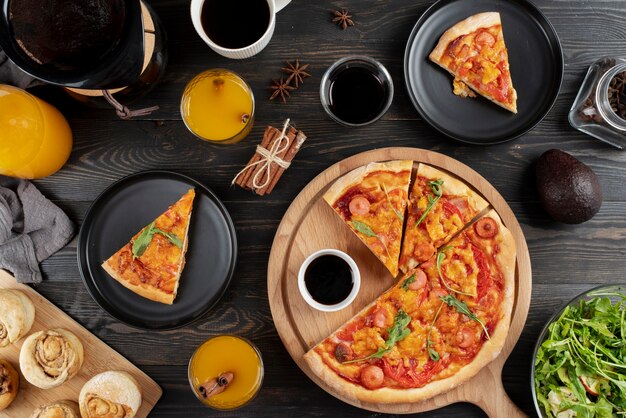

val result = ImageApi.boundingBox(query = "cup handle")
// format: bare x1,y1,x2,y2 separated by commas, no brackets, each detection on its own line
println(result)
274,0,291,12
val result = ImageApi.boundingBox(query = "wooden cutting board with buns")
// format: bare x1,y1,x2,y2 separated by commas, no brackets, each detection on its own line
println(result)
0,269,162,417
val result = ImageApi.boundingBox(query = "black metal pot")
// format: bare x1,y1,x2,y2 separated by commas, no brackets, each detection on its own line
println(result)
0,0,145,89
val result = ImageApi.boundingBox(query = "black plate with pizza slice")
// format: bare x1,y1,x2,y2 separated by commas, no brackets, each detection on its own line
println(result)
77,170,237,330
404,0,563,144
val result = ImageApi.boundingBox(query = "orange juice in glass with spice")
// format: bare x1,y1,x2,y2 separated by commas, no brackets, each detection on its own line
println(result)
188,335,264,410
0,84,72,179
181,69,254,144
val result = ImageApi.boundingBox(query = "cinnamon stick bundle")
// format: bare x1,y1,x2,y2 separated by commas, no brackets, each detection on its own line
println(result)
233,121,306,196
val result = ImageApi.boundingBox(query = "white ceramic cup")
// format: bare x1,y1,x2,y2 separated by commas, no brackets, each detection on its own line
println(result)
190,0,291,59
297,249,361,312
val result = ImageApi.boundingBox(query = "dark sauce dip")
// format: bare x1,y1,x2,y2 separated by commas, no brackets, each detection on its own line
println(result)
304,255,353,305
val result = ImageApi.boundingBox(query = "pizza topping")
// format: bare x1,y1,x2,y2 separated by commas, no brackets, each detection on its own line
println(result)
439,295,490,339
474,217,498,238
436,246,476,297
360,365,384,389
427,302,445,361
408,269,427,291
372,308,388,328
334,342,354,363
456,327,479,349
415,179,443,227
132,221,182,259
351,220,392,260
345,310,411,363
475,31,495,47
382,184,404,221
348,195,371,216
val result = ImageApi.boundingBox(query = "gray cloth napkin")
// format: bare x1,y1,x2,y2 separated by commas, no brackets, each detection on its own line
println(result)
0,178,74,283
0,49,44,89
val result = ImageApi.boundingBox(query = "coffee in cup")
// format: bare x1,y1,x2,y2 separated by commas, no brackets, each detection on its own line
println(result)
190,0,291,59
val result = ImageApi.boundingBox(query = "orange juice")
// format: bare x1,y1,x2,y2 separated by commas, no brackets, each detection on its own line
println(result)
188,335,263,410
0,85,72,179
181,69,254,143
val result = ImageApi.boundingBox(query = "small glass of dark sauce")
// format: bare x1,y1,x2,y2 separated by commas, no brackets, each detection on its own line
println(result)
298,249,360,312
320,56,394,127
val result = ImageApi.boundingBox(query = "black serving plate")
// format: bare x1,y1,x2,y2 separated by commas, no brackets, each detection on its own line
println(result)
404,0,563,144
77,171,237,330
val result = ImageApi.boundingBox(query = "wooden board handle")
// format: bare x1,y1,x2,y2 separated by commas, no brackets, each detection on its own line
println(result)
468,366,526,418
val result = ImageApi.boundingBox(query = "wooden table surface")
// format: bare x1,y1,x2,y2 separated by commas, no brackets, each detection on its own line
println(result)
17,0,626,416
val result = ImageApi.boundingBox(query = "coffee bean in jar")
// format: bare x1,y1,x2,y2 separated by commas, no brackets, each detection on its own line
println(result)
568,57,626,149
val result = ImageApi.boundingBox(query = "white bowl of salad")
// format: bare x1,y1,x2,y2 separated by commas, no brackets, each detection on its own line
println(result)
532,284,626,417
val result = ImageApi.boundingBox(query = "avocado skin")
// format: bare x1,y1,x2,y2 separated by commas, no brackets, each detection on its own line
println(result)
535,149,603,224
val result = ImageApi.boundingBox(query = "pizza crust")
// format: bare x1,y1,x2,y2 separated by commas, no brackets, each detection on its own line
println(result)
417,164,489,215
101,261,175,305
429,12,501,64
323,160,413,207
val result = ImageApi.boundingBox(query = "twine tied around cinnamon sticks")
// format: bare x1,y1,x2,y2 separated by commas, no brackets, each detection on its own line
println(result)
233,119,306,196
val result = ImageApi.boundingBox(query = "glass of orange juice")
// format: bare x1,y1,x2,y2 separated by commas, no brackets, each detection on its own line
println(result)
181,69,254,144
0,85,72,179
188,335,263,410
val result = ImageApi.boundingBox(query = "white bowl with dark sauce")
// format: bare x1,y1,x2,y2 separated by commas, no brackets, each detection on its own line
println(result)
297,249,360,312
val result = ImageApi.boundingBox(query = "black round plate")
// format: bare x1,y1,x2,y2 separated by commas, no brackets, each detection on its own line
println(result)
77,171,237,330
404,0,563,144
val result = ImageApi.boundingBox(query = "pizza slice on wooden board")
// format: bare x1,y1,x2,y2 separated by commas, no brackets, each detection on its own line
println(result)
101,188,195,305
323,160,413,277
303,208,515,404
429,12,518,113
399,164,488,273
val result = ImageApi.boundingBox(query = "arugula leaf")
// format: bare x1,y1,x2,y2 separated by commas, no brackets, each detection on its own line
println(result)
351,220,377,237
131,221,182,258
436,247,476,297
401,274,415,291
344,310,412,363
415,179,444,227
439,295,490,339
427,302,445,361
132,222,156,258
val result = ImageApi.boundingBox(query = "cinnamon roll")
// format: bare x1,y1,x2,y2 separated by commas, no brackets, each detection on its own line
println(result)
0,359,19,410
0,289,35,347
79,371,142,418
30,400,80,418
19,328,84,389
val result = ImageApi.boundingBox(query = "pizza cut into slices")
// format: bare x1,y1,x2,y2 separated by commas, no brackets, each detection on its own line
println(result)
429,12,518,113
399,164,488,273
323,160,413,277
303,209,515,404
101,188,195,305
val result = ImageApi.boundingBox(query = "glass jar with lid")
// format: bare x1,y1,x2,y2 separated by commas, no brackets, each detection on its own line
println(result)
569,57,626,149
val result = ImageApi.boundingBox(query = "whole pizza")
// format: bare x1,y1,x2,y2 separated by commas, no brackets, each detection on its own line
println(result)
304,161,516,404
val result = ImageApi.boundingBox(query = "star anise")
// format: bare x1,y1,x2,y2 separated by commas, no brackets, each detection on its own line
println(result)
282,59,311,88
332,10,354,30
269,77,294,104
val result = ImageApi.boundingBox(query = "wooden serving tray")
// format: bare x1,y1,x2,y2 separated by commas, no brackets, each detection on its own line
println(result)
0,270,162,418
267,148,531,416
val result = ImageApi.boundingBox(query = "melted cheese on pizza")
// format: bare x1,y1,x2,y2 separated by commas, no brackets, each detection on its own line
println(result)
399,176,479,272
314,233,505,390
440,25,514,106
332,169,410,276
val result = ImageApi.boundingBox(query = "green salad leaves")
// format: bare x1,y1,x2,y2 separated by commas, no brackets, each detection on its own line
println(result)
345,310,411,363
132,221,182,258
534,293,626,417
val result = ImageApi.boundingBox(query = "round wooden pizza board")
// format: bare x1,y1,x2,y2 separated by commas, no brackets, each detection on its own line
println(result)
267,148,531,416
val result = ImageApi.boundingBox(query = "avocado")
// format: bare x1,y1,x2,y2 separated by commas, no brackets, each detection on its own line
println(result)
535,149,602,224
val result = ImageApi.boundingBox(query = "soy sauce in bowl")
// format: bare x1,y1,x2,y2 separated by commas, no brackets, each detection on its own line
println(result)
304,255,353,305
297,249,361,312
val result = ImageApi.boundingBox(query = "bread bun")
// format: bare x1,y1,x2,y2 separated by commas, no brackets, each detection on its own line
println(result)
0,289,35,347
79,371,142,418
0,359,19,410
20,328,84,389
30,400,80,418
